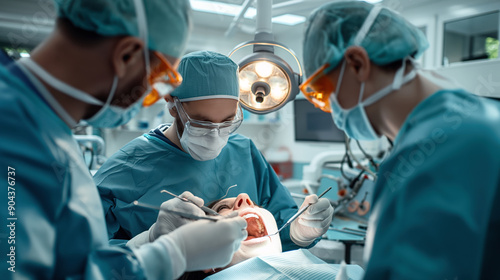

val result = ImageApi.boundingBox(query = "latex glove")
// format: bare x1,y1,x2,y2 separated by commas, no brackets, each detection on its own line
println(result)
158,215,248,275
149,191,206,242
290,194,334,247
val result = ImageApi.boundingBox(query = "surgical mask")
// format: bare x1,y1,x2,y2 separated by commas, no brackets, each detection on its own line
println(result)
18,0,151,128
173,98,242,161
330,58,416,141
177,126,230,161
84,80,147,128
329,5,417,141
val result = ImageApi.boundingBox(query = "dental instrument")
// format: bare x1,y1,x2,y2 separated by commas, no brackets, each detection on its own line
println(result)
328,227,365,237
264,187,332,238
133,201,220,221
161,189,221,216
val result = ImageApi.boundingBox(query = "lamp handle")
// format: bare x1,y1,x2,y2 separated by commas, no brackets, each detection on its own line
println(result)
228,40,303,77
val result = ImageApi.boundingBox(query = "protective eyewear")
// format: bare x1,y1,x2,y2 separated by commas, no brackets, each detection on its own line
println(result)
174,98,243,137
143,51,183,107
299,63,333,113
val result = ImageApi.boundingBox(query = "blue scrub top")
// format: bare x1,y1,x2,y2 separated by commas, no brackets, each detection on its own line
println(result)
0,53,179,279
94,125,304,252
364,89,500,279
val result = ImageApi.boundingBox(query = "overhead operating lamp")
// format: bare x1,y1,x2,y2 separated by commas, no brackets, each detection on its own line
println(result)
228,0,302,114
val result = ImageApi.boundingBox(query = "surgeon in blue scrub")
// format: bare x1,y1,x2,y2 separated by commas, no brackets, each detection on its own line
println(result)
94,50,334,251
301,1,500,279
0,1,249,279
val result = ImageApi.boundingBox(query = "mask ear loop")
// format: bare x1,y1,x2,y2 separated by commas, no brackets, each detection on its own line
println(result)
331,60,347,107
357,82,366,103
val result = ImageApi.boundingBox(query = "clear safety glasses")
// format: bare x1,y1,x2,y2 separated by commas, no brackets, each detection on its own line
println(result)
143,51,183,107
299,63,334,113
174,98,243,137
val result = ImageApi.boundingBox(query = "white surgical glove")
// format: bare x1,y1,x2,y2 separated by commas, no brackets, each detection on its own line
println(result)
127,191,206,248
157,215,248,277
290,194,334,247
149,191,206,242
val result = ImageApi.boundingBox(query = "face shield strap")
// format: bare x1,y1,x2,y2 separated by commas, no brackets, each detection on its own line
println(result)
167,100,175,110
173,98,188,126
353,6,383,46
133,0,150,79
312,5,383,100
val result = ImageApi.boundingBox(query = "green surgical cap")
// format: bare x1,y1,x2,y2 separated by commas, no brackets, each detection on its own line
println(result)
171,51,240,102
303,1,428,77
54,0,191,58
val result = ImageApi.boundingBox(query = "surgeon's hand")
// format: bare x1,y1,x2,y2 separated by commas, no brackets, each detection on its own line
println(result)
157,215,247,274
290,194,334,247
149,191,206,242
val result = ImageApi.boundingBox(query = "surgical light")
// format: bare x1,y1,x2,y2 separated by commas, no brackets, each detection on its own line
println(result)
228,0,302,114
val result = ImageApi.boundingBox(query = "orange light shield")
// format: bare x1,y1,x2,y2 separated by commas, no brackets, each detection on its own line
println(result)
299,63,333,113
143,52,183,107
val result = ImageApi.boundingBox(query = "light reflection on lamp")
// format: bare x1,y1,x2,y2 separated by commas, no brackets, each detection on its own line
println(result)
255,61,273,78
240,70,258,91
269,76,288,102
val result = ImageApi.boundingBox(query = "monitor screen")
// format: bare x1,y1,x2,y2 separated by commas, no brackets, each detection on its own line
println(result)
294,99,345,143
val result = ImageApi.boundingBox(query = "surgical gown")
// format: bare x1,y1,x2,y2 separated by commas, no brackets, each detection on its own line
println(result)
364,89,500,279
0,53,179,279
94,125,303,252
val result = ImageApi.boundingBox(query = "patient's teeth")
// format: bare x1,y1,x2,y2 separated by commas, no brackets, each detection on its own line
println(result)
242,213,259,220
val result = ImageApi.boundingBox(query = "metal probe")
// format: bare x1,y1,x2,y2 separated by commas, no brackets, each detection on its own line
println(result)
264,186,332,238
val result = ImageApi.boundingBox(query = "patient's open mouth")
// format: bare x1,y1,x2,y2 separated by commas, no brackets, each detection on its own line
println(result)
241,212,268,241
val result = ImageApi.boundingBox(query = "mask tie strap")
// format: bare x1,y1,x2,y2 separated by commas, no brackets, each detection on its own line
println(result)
392,57,407,90
362,62,417,107
408,56,421,70
19,58,104,106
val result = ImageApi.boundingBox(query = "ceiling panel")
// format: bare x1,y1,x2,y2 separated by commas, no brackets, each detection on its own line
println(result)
1,0,496,49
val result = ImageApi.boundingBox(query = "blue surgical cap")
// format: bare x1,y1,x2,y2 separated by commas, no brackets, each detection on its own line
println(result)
170,51,240,102
54,0,191,58
303,1,429,77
